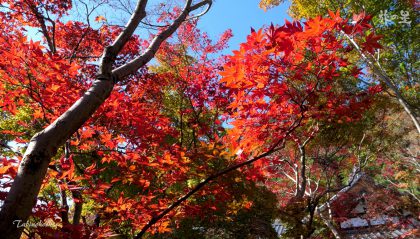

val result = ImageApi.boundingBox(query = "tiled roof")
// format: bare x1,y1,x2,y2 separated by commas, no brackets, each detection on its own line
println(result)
343,228,417,239
317,171,366,213
272,219,286,235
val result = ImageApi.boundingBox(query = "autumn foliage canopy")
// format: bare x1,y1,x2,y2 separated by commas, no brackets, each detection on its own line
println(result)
2,1,411,238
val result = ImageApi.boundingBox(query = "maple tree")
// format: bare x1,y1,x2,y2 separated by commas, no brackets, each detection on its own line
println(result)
0,1,412,239
0,0,215,238
260,0,420,133
257,3,419,235
217,11,392,238
255,3,419,236
0,1,281,237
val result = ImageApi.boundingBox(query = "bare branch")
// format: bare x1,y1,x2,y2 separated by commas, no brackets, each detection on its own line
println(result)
187,0,212,19
98,0,149,78
111,0,149,54
70,0,106,62
113,0,200,80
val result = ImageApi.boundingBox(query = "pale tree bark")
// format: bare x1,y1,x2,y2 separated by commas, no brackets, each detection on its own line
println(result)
296,136,311,198
342,32,420,134
274,136,364,238
318,212,342,239
313,169,366,238
317,199,342,239
0,1,212,238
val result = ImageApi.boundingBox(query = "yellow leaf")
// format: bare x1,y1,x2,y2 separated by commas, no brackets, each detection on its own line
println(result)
51,84,60,92
95,15,106,22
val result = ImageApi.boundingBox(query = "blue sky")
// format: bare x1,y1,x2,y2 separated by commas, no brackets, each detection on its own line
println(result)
26,1,292,54
198,0,291,53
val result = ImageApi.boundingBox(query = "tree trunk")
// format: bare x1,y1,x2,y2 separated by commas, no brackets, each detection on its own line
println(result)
0,78,114,238
0,1,213,238
72,190,83,225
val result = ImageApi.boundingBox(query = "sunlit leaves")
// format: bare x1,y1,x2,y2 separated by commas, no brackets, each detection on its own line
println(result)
221,15,381,153
259,0,284,11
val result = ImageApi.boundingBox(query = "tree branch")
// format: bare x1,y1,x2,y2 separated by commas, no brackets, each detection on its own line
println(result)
111,0,148,54
342,31,420,134
0,1,213,238
99,0,149,77
113,0,207,80
134,116,303,238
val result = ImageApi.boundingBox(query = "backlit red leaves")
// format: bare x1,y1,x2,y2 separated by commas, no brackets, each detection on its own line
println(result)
220,13,380,151
0,1,385,236
362,32,383,54
0,30,81,122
